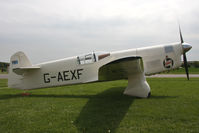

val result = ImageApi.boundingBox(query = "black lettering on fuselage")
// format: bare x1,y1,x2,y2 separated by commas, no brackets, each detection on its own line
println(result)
44,73,50,83
70,70,77,80
43,69,84,83
77,69,83,79
63,71,70,81
58,72,63,82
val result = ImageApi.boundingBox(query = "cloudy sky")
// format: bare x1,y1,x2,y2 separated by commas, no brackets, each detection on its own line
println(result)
0,0,198,64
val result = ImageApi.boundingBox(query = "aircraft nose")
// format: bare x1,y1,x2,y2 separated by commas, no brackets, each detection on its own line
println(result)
182,43,192,53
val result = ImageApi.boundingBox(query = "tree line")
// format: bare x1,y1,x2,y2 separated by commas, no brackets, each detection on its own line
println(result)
0,62,9,72
183,61,199,68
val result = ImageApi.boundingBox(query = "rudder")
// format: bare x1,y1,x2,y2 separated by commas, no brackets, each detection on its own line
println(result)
8,51,32,89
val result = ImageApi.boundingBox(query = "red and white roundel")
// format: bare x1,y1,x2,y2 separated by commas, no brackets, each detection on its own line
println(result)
163,56,174,69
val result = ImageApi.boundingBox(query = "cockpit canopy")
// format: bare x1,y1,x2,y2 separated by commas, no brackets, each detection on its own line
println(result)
77,52,110,65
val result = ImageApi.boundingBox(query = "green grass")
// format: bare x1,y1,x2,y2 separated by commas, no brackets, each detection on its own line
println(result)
0,71,8,74
0,78,199,133
162,67,199,74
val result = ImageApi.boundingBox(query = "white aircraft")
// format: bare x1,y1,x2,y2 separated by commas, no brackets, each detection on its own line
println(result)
8,28,192,98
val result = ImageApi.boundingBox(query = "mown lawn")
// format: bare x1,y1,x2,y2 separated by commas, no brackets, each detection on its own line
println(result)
162,67,199,74
0,78,199,133
0,71,8,74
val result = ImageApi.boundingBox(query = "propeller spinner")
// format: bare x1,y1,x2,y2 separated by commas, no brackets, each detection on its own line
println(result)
179,26,192,80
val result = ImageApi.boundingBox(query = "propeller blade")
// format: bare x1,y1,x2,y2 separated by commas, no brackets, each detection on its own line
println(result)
183,53,189,80
179,26,184,44
179,25,190,80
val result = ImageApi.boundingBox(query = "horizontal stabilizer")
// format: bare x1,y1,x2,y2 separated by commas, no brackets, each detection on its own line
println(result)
9,51,40,75
13,66,40,75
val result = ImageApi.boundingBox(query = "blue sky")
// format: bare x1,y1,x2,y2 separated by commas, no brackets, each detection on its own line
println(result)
0,0,198,64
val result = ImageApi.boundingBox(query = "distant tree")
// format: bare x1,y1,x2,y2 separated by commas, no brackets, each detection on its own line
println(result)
0,62,9,72
181,62,191,68
193,61,199,68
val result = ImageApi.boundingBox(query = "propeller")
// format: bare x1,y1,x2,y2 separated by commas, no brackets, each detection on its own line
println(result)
179,26,192,80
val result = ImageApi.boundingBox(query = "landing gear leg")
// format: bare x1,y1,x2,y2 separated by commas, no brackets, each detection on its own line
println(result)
147,92,151,98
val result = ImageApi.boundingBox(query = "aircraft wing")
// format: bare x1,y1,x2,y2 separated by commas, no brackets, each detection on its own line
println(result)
98,56,143,81
13,66,40,75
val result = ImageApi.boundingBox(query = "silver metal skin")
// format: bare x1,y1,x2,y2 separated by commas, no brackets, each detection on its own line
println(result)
182,43,192,53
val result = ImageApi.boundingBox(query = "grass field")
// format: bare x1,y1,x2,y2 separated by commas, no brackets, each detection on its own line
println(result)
162,67,199,74
0,78,199,133
0,71,8,74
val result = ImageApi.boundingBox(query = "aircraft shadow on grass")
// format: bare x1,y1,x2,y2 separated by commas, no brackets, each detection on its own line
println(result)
73,87,133,133
0,87,177,133
73,88,177,133
0,87,133,133
0,93,178,101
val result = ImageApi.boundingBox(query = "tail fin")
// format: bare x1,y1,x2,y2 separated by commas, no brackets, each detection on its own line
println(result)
8,51,33,89
10,51,32,69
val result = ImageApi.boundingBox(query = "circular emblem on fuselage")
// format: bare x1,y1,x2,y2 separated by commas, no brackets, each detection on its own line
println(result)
163,56,174,69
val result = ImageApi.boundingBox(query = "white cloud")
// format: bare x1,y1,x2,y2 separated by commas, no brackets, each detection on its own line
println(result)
0,0,198,63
